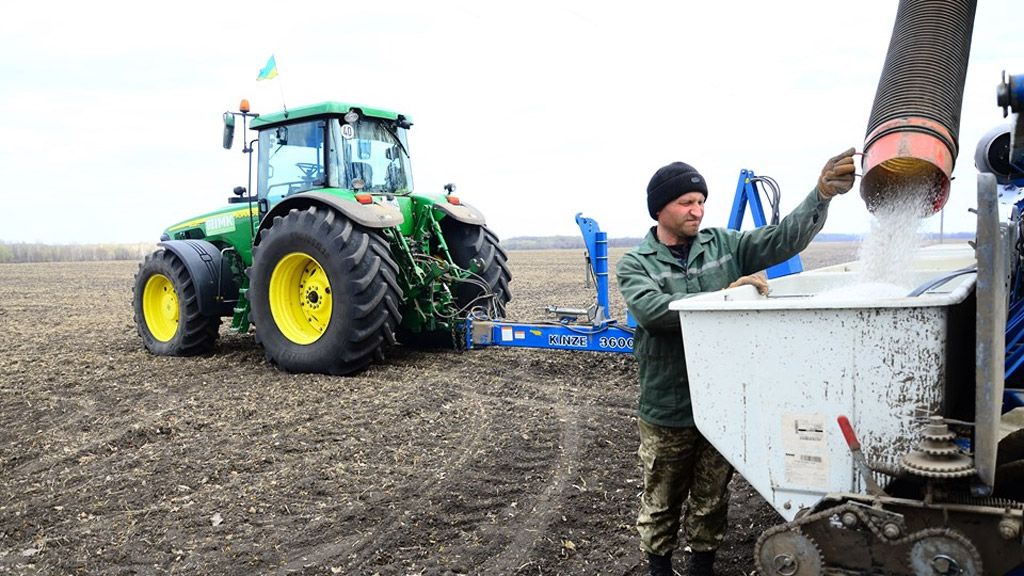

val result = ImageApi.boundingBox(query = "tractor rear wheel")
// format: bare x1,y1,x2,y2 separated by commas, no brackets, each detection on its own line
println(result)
249,206,402,375
441,219,513,316
133,249,220,355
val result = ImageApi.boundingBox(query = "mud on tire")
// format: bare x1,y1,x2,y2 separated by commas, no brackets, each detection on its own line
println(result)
249,206,402,375
133,249,221,356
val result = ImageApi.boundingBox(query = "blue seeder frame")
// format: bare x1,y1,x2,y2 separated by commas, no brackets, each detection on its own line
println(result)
464,213,635,353
728,169,803,279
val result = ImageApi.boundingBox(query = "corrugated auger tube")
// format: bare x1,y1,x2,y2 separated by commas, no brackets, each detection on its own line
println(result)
861,0,977,214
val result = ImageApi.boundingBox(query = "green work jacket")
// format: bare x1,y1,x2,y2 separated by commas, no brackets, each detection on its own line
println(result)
616,188,832,428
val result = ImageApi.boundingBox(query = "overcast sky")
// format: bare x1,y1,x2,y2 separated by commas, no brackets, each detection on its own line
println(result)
2,0,1022,244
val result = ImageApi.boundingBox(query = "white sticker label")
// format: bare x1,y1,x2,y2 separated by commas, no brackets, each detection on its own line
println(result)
513,330,525,340
781,413,829,488
501,327,513,342
341,124,355,139
205,214,235,235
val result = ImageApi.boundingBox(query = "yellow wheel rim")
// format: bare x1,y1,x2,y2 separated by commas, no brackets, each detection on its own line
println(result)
269,252,332,345
142,273,179,342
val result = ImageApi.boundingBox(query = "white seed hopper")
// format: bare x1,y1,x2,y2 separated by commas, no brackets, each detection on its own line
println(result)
669,243,977,521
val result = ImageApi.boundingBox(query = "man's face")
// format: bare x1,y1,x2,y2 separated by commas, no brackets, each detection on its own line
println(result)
656,191,706,239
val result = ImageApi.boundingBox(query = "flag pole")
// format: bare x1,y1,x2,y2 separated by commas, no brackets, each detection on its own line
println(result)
277,73,288,118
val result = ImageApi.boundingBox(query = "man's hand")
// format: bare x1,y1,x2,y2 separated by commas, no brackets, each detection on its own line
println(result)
727,273,769,296
817,148,857,199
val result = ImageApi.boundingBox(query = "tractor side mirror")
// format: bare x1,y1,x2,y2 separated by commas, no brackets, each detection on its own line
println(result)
222,113,236,150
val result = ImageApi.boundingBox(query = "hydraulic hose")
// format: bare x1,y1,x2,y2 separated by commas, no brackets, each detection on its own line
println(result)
861,0,977,214
906,265,976,297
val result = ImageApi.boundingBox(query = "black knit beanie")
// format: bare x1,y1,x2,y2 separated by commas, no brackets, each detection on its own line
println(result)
647,162,708,219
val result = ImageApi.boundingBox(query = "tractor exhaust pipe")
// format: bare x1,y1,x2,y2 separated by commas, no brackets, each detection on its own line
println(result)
861,0,977,214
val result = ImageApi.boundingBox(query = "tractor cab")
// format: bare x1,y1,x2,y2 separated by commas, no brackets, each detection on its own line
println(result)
225,102,414,213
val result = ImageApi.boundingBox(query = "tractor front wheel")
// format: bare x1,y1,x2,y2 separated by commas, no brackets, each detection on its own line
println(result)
249,206,402,375
133,249,220,355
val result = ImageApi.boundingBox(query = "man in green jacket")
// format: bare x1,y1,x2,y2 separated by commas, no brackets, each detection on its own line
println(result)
617,150,856,576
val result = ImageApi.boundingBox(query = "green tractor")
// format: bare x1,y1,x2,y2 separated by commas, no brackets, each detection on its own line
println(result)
132,100,512,375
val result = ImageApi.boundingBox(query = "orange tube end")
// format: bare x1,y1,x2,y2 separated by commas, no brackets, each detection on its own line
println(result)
861,117,956,215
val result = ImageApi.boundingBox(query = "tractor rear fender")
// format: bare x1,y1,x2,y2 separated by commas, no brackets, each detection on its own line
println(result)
257,192,404,242
157,239,237,317
433,201,486,226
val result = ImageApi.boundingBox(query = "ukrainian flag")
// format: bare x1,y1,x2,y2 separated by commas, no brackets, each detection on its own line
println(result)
257,55,278,81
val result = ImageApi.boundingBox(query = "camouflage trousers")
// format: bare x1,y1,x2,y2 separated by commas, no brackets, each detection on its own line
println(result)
636,418,735,556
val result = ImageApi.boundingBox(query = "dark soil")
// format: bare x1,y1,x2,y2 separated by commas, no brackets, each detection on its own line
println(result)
0,244,859,575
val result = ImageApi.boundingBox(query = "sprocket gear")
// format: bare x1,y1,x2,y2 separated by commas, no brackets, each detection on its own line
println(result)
754,528,823,576
901,417,977,479
908,528,983,576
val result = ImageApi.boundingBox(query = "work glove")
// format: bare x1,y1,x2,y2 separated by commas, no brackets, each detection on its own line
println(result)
817,148,857,199
727,273,769,296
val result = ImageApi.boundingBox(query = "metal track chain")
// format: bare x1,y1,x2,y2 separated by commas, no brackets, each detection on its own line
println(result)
753,502,985,575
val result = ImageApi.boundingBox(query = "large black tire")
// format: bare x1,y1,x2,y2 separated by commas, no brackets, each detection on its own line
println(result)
132,249,220,356
440,219,513,315
249,206,402,375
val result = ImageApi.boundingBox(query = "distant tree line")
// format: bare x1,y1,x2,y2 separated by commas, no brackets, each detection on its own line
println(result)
501,236,645,251
0,230,975,262
0,241,156,263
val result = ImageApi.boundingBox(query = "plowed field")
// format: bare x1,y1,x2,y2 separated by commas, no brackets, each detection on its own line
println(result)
0,243,858,575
